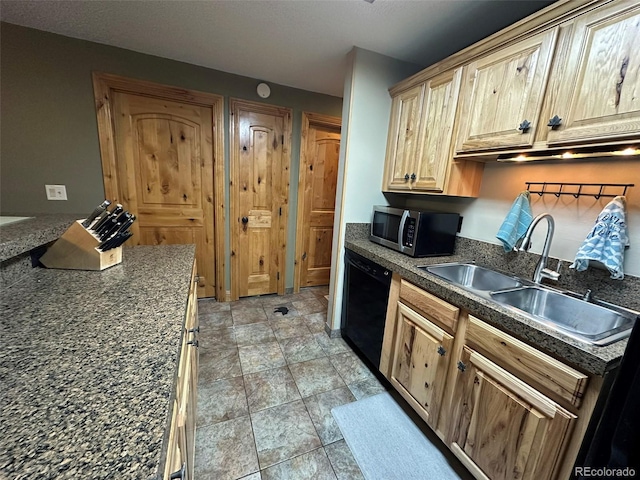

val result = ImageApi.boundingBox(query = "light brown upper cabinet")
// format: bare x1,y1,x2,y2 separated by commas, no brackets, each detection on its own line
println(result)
546,1,640,146
455,28,558,153
384,68,484,196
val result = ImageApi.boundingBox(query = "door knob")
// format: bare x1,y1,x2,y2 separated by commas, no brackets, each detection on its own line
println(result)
241,216,248,224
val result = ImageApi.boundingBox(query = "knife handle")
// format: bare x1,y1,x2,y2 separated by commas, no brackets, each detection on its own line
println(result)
82,200,111,228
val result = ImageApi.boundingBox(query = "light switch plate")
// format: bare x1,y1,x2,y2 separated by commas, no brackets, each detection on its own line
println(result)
45,184,67,200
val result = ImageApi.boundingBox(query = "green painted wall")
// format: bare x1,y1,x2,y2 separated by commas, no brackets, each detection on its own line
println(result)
0,22,343,293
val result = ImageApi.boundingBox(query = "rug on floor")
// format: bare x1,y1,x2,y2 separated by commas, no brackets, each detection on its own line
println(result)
331,392,463,480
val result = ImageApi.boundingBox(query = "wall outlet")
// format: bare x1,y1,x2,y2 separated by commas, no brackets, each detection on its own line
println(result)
45,184,67,200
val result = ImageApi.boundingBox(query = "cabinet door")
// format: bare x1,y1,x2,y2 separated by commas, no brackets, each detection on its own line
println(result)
450,347,576,480
413,68,462,192
547,1,640,146
390,302,453,429
383,84,424,191
456,29,558,153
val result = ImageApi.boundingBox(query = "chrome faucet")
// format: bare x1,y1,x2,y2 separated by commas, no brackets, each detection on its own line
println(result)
519,213,561,284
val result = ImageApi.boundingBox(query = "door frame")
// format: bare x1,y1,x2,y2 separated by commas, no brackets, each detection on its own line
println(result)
294,112,342,293
92,72,226,301
229,98,292,300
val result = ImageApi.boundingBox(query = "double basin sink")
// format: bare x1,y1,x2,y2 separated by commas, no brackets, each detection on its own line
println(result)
418,263,638,346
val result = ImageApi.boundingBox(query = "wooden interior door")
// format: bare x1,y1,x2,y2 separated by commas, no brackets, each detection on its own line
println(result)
230,99,292,299
112,92,216,298
295,113,341,290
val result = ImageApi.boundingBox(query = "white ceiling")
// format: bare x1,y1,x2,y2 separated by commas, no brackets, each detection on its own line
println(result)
0,0,555,97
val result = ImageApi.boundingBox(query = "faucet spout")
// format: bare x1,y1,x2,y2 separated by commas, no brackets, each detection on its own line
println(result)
519,213,560,284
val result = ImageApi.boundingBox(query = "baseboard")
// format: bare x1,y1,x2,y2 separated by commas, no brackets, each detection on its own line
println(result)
325,324,342,338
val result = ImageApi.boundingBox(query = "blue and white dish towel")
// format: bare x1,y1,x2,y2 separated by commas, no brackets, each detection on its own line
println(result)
571,196,629,279
496,191,533,252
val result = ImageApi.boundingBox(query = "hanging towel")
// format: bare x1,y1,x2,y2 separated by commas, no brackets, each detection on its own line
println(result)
496,191,533,252
571,196,629,280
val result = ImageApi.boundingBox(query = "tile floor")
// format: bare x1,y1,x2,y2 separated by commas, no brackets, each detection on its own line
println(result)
195,286,387,480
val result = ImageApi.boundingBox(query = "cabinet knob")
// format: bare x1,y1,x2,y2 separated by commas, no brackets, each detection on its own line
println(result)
410,173,416,181
170,463,186,480
547,115,562,129
437,346,446,356
457,361,467,372
241,216,249,224
518,120,531,133
404,173,410,181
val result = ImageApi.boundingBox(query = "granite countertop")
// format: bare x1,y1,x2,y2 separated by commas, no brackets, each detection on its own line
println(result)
345,237,629,377
0,244,196,479
0,214,82,262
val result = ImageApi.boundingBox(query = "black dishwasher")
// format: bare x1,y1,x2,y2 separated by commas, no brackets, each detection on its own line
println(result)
341,248,392,369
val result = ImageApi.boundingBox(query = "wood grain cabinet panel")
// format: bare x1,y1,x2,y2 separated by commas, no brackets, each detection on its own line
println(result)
455,28,558,153
546,0,640,146
390,302,453,430
164,260,199,480
449,347,576,480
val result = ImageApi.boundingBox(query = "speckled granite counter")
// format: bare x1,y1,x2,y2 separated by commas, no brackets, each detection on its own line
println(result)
0,244,196,479
345,224,637,377
0,214,81,261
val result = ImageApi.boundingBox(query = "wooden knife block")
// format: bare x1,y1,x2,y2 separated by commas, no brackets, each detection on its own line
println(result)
40,220,123,271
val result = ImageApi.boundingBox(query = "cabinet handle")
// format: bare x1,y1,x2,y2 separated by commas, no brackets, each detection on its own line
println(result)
188,327,200,334
404,173,410,181
457,361,467,372
518,120,531,133
170,463,186,480
547,115,562,129
410,173,416,181
437,346,446,356
188,339,199,348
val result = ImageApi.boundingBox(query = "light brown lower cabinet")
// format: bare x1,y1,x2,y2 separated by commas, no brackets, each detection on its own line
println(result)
389,302,454,430
164,261,199,480
380,274,605,480
449,347,576,480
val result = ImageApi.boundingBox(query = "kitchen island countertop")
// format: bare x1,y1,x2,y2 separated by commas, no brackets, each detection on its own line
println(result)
1,244,196,479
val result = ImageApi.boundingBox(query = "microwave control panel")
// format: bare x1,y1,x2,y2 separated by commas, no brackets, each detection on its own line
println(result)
403,218,416,247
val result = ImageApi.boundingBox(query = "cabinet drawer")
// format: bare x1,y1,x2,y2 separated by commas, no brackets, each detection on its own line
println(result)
399,279,459,332
466,315,588,408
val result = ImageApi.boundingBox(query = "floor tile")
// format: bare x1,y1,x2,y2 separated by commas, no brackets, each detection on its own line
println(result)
235,322,276,346
199,326,237,352
293,298,325,315
270,317,311,341
244,366,301,413
329,351,376,385
239,473,262,480
199,347,243,383
288,357,345,398
279,335,326,364
261,448,337,480
232,306,268,325
324,440,365,480
348,377,388,401
231,297,264,310
200,310,234,329
198,298,231,314
260,294,292,307
194,416,259,480
238,341,286,374
303,312,328,334
303,387,355,445
197,376,248,427
313,332,349,356
251,400,322,469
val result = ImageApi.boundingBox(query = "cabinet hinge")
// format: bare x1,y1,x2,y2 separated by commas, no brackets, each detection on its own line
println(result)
281,134,284,145
279,207,282,216
277,272,280,280
302,252,307,261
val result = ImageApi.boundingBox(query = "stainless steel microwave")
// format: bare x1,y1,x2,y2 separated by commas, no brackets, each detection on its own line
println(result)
369,206,460,257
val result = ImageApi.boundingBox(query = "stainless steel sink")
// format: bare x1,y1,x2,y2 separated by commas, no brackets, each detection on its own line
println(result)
418,262,637,346
490,286,637,345
420,263,523,294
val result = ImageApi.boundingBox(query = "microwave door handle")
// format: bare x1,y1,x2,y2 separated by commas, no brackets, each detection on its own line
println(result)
398,210,409,251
